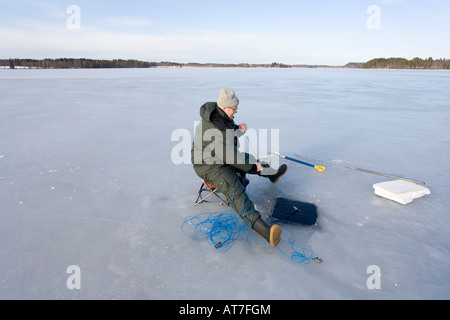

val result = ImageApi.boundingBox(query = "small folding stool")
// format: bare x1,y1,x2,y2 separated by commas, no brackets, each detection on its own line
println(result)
194,180,230,207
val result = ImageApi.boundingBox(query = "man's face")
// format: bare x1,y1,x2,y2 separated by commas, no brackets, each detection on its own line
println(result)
224,106,238,120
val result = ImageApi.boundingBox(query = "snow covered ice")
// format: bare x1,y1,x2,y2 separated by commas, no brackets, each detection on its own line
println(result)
0,67,449,299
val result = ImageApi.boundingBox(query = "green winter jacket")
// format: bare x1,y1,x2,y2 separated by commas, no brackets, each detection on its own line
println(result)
191,102,258,178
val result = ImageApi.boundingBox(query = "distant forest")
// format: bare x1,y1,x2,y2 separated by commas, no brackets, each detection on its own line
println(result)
362,57,450,69
1,58,326,69
2,58,156,69
1,57,450,70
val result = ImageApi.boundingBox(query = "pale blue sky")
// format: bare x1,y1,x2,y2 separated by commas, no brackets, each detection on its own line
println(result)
1,0,449,65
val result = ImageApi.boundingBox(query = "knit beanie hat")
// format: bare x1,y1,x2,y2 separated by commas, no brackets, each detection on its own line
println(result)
217,88,239,109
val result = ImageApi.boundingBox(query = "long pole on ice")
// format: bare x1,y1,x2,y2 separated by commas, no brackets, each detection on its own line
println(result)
274,151,425,185
342,165,426,185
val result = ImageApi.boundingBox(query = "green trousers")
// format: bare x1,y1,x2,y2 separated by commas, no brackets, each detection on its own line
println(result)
201,165,260,227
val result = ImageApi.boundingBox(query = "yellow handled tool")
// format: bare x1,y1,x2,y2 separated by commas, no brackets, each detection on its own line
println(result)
273,152,326,172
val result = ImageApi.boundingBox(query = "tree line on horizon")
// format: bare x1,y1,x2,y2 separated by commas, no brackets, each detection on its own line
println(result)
2,58,156,69
1,58,325,69
2,57,450,70
362,57,450,69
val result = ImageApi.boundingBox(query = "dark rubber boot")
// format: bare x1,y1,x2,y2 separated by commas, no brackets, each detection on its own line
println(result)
260,164,288,184
252,217,282,247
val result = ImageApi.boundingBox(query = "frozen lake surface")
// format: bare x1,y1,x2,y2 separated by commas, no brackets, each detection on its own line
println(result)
0,67,449,299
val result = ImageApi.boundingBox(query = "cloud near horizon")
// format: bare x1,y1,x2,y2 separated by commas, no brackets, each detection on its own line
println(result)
0,23,347,65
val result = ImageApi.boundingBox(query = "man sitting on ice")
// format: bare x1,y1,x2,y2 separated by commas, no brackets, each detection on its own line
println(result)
191,88,287,247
